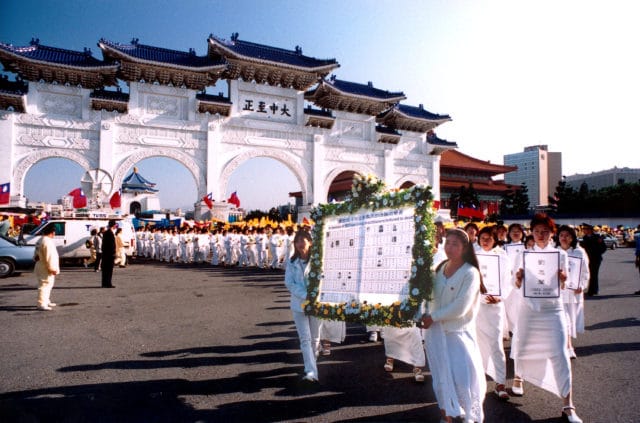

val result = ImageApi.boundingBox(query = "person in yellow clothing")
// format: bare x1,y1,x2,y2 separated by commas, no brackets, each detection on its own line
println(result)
34,225,60,311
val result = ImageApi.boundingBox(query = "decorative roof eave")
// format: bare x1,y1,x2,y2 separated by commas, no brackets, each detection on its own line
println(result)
0,92,26,112
440,178,516,194
195,92,232,116
304,107,334,129
427,131,458,155
0,44,119,88
90,98,128,113
375,125,401,144
440,149,518,175
377,109,452,133
222,59,324,90
207,37,339,73
305,82,405,116
98,42,227,73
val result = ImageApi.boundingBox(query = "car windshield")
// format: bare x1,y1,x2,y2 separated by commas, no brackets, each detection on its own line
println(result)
0,233,21,245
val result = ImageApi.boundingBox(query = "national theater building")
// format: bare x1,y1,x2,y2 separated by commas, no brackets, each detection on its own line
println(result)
0,33,461,220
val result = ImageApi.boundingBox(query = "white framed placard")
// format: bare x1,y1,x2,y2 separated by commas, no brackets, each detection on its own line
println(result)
504,243,524,260
523,250,560,298
476,253,502,296
565,255,583,290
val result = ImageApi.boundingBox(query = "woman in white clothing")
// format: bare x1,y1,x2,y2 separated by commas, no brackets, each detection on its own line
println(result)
284,230,321,383
419,228,486,423
475,225,512,400
557,225,590,359
511,214,582,423
503,223,525,337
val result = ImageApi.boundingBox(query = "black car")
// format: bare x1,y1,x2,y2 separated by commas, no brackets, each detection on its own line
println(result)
0,234,36,278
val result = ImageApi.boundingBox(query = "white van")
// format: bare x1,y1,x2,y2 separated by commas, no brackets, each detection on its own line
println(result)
25,217,136,262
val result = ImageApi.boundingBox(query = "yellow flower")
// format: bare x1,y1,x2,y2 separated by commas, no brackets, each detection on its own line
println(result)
385,319,391,325
323,309,329,315
337,308,342,315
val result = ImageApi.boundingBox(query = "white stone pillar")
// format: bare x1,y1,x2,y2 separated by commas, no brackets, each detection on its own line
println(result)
311,133,325,205
0,113,15,189
99,121,115,181
384,148,394,186
206,118,224,201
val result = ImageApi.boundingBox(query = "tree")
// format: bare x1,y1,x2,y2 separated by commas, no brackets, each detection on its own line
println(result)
500,183,530,217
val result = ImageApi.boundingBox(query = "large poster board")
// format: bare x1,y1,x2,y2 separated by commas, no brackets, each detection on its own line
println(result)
320,207,415,305
303,177,434,327
522,250,560,298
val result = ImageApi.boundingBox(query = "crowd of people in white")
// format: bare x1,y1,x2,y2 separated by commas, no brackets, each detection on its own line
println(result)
133,225,295,269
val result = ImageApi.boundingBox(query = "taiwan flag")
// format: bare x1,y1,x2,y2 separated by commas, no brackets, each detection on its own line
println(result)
68,188,87,209
202,192,214,209
457,202,484,220
0,182,10,205
228,191,241,208
109,190,122,209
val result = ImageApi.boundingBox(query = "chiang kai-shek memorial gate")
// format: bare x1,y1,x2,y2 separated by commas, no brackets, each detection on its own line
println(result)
0,33,457,220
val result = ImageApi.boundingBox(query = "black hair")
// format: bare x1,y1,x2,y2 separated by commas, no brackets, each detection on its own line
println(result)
557,225,578,249
477,225,498,248
290,230,313,263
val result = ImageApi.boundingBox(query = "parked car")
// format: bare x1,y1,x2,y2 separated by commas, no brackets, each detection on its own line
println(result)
0,234,36,278
602,234,619,249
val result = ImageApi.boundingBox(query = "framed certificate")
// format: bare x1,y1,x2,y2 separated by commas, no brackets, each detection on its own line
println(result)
566,255,583,290
476,253,502,296
303,176,435,327
523,250,560,298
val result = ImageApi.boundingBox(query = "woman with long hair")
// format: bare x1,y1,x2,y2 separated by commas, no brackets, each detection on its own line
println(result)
557,225,590,359
511,214,582,423
419,228,486,422
284,230,321,383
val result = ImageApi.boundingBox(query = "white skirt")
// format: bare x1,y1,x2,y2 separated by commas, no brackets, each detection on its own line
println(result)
425,323,486,422
476,302,507,384
512,304,572,398
320,320,346,343
382,326,425,367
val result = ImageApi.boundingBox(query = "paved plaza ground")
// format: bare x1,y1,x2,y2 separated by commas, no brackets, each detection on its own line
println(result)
1,248,639,422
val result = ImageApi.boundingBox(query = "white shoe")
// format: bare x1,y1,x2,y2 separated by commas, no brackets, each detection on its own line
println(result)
301,372,318,382
368,331,378,342
568,347,577,359
511,377,524,396
37,305,52,311
48,303,57,307
562,406,583,423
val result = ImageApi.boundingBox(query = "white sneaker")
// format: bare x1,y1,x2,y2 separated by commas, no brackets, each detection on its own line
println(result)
368,331,378,342
301,372,318,382
37,305,52,311
48,303,57,307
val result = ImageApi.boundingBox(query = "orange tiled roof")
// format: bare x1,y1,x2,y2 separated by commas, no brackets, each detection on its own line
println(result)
440,149,517,175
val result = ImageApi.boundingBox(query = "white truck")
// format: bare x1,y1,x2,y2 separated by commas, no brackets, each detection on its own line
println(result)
24,216,136,262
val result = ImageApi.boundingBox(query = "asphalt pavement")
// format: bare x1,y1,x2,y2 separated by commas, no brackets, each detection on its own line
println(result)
0,248,639,422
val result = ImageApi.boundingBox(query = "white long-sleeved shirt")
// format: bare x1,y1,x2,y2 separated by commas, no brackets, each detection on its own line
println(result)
429,262,481,333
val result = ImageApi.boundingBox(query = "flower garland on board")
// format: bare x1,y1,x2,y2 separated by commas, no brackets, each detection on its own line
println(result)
303,174,436,327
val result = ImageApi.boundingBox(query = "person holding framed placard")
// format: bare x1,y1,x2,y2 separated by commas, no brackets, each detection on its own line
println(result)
511,214,582,423
503,223,526,339
475,226,512,400
284,230,321,384
557,225,590,359
418,228,486,423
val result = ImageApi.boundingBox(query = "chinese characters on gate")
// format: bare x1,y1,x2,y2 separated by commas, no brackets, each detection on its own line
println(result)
238,92,295,123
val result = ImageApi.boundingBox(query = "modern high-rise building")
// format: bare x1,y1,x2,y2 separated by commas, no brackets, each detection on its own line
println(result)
503,145,562,209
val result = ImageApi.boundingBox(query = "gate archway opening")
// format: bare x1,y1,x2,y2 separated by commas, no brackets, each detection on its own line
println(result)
327,170,361,203
23,158,86,206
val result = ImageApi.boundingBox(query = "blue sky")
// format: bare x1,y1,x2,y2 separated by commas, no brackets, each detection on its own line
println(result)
3,0,639,211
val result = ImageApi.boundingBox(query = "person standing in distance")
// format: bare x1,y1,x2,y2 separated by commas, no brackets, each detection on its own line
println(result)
101,220,117,288
34,225,60,310
580,223,606,296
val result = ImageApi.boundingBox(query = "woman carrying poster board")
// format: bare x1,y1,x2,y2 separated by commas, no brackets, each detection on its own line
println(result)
511,214,582,423
475,226,513,400
557,225,590,359
418,228,486,423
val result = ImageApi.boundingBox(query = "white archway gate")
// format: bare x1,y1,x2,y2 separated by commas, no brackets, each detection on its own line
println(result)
0,79,442,220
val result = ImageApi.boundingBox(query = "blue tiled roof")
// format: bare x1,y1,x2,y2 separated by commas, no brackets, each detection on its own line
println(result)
395,104,450,121
90,88,129,102
0,39,114,68
427,131,458,147
195,92,231,103
99,39,225,68
315,77,406,101
122,169,158,192
208,34,338,70
0,76,28,95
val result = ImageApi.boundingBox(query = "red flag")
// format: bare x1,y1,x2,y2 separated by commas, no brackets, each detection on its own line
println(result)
0,182,10,205
457,203,484,219
302,217,311,226
68,188,87,209
110,190,121,209
228,191,240,208
202,192,214,209
432,200,441,210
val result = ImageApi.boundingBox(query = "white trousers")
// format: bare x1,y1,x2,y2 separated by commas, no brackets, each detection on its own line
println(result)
37,275,55,307
292,310,321,379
